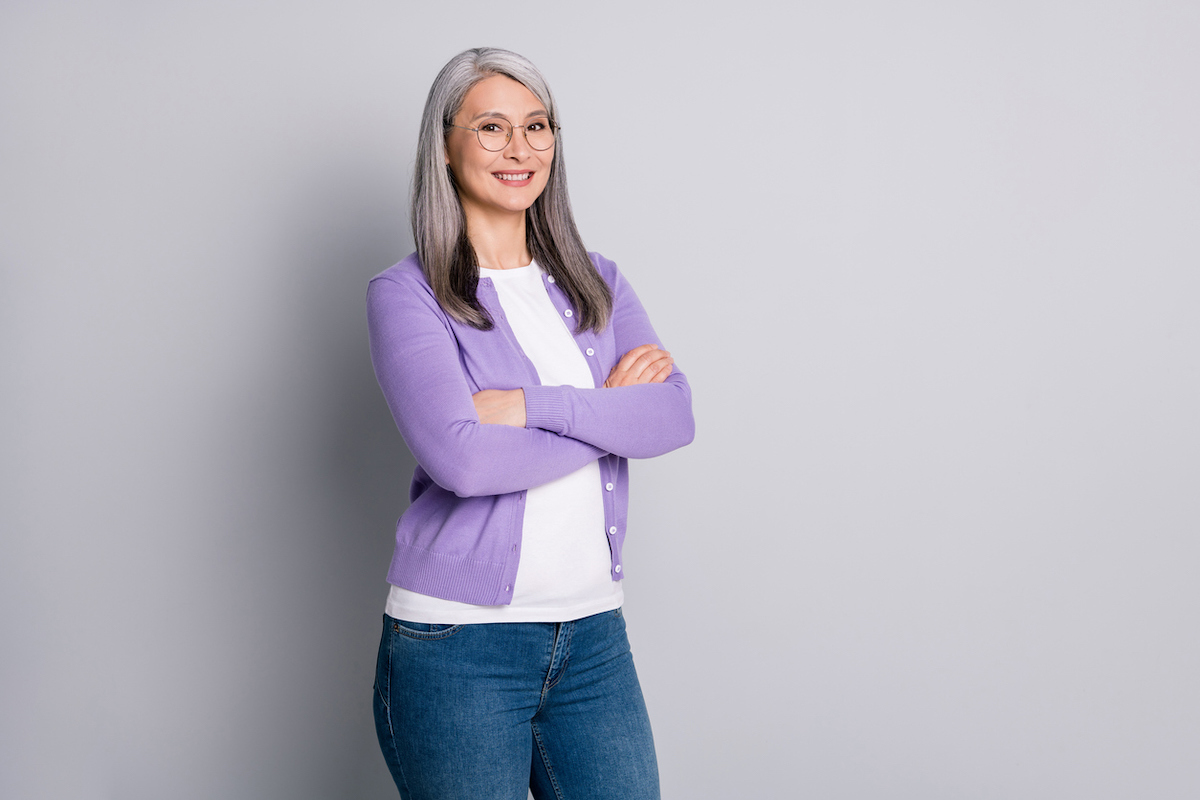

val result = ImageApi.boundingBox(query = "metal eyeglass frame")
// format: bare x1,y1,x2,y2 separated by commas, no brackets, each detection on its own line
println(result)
449,118,559,152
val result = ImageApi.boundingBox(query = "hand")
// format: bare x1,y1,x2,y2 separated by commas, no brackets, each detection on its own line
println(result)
472,389,527,427
604,344,673,388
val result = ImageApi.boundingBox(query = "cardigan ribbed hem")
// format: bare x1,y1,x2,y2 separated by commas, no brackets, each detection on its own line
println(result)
522,384,567,434
386,542,509,606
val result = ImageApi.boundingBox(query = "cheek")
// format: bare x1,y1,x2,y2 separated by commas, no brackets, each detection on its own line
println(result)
445,137,483,174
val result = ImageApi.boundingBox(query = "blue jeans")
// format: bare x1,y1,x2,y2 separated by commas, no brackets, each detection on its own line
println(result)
373,607,660,800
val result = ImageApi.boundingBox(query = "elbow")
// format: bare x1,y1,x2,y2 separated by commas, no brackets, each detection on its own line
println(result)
662,408,695,454
424,440,508,498
679,412,696,448
627,376,693,458
409,419,505,498
669,375,696,449
435,469,479,499
632,402,694,459
427,453,492,498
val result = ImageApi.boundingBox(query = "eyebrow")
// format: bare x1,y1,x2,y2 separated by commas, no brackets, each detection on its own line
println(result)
468,109,549,122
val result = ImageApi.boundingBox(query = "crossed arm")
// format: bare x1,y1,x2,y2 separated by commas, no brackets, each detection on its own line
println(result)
473,343,675,426
368,276,606,498
368,260,693,498
472,256,693,459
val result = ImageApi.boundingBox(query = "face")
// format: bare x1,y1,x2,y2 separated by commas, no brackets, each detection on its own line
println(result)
445,75,554,224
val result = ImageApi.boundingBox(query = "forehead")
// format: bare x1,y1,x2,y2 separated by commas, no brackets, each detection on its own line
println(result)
459,75,545,119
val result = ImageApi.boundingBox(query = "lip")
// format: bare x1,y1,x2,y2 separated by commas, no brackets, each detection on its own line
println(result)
492,170,534,188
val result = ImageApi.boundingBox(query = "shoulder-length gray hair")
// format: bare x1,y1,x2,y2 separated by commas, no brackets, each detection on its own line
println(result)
412,47,612,332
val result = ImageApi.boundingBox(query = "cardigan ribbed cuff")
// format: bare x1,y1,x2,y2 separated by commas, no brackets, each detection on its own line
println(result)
522,384,568,434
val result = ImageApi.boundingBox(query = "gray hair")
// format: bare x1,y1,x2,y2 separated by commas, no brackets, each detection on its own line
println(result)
411,47,611,332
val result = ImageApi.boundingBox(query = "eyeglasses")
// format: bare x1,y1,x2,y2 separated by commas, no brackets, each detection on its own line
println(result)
450,117,557,152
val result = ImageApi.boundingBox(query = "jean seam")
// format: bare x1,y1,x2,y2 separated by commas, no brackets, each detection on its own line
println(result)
375,621,391,711
544,621,574,693
536,623,558,714
531,720,565,800
393,623,463,641
379,622,413,798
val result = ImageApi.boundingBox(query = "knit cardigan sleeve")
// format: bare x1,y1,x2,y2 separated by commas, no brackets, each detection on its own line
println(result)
522,254,695,458
367,272,605,499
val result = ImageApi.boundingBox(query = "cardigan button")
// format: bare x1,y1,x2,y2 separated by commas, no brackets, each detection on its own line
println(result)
547,276,555,283
564,309,573,318
608,526,617,535
586,347,595,356
614,564,622,574
605,483,614,491
504,585,512,592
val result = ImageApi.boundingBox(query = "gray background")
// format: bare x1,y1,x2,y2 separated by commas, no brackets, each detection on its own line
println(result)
3,2,1198,798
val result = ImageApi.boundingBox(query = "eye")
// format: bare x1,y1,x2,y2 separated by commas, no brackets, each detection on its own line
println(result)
478,122,507,134
526,119,549,132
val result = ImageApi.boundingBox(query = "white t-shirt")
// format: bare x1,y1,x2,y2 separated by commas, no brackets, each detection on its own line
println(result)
385,261,621,623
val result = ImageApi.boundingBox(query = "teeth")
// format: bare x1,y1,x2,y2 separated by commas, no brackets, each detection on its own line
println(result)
495,173,531,181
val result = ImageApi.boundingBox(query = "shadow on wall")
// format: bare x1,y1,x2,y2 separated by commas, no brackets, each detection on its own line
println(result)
218,151,418,797
290,160,419,797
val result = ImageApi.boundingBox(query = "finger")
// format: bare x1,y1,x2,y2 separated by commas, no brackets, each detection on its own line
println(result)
606,344,668,387
639,355,672,384
648,358,674,383
617,343,659,372
607,346,657,387
615,358,669,388
628,349,671,381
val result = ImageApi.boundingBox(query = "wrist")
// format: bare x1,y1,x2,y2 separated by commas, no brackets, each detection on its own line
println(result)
522,385,567,433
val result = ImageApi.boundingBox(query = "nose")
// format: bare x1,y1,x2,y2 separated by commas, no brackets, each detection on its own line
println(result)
503,125,532,159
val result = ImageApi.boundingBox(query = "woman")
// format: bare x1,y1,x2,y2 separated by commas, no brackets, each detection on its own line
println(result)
367,47,694,800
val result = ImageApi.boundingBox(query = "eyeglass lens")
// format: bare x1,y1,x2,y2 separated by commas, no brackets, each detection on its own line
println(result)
476,118,555,151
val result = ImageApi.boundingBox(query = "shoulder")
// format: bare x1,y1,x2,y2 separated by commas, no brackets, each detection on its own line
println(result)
366,253,445,317
586,251,623,286
370,252,428,290
369,253,434,301
588,251,642,299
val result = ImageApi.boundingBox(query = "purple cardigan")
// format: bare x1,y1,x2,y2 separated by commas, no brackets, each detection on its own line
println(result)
367,251,695,605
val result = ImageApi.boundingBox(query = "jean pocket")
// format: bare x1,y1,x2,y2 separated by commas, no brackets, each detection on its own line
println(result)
389,617,463,640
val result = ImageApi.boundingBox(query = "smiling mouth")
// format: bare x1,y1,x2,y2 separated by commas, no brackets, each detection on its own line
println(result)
493,172,533,182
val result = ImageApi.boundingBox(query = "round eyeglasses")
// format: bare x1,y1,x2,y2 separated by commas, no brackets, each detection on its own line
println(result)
450,117,557,152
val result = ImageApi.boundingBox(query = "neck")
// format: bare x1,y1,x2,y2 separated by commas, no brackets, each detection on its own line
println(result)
463,205,532,270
